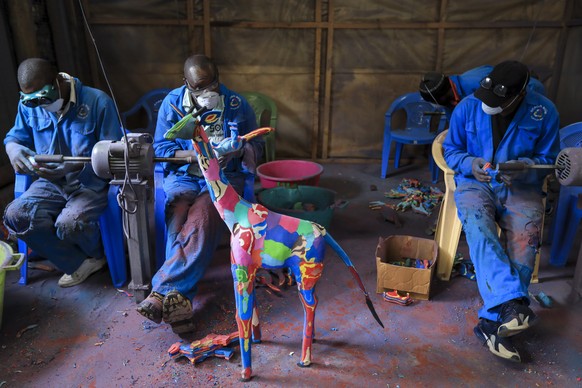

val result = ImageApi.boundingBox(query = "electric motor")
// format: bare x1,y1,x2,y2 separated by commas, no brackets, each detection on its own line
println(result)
91,133,155,183
555,147,582,187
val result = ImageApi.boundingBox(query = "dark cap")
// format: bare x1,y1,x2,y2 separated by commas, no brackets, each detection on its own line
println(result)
474,60,530,108
419,72,449,103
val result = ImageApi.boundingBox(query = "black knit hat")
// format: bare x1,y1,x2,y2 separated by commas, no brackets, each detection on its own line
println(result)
474,60,530,108
419,72,449,103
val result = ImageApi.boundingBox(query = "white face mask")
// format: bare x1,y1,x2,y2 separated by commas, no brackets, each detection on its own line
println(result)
41,98,64,113
195,90,220,110
481,102,503,116
40,80,64,113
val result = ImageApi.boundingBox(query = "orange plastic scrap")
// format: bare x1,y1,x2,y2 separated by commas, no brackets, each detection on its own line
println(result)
213,332,239,347
382,290,413,306
167,331,240,364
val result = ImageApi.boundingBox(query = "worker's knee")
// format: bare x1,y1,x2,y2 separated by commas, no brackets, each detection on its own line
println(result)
55,213,99,241
3,199,36,235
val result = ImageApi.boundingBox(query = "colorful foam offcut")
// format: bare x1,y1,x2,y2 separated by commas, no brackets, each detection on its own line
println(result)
164,119,383,382
256,160,324,189
383,178,443,216
168,332,239,364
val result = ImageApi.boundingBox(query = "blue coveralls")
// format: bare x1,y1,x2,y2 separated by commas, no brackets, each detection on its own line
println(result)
152,84,263,301
443,92,559,322
3,76,123,274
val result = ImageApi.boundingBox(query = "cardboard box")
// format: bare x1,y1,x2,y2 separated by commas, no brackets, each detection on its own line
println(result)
375,235,438,300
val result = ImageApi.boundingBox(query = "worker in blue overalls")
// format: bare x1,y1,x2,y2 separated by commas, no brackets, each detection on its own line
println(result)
3,58,123,287
136,54,263,334
443,60,559,362
419,65,546,115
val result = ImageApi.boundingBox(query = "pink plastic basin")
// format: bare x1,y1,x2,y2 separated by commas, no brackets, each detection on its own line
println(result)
256,160,324,189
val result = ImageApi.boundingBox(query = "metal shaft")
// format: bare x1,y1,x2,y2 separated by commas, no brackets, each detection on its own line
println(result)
34,155,194,164
496,162,562,171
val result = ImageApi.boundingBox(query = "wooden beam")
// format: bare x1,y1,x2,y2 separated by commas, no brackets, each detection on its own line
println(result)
311,0,322,159
86,17,194,26
321,0,334,160
87,18,563,31
6,0,40,61
81,0,102,90
203,0,211,57
548,0,573,100
435,0,448,72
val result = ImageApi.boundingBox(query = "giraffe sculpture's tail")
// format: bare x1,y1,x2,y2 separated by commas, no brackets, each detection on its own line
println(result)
323,232,385,328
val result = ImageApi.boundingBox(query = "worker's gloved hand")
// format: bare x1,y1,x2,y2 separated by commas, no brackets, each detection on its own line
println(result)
36,162,83,181
497,158,534,186
174,150,197,164
241,143,258,174
211,136,243,157
471,157,491,183
174,150,199,175
5,142,37,174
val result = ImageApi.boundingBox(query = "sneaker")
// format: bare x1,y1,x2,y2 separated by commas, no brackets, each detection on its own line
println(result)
58,257,107,287
162,290,195,334
474,318,521,362
136,291,164,324
498,298,538,337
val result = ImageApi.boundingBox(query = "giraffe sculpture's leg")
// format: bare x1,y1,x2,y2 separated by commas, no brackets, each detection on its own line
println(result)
251,298,262,343
291,262,323,367
232,263,258,382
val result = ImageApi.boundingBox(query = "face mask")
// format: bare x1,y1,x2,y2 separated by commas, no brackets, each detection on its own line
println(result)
481,102,503,116
195,90,220,110
40,80,64,113
41,98,64,113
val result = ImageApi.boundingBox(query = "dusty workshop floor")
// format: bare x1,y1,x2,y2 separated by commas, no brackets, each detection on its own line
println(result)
1,156,581,387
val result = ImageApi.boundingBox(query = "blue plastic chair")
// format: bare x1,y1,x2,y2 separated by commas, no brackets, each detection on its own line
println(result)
380,92,448,183
15,174,127,287
121,89,172,134
549,121,582,267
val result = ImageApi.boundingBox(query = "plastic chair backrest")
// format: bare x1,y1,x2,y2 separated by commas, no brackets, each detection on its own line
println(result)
432,130,453,174
387,92,446,134
240,91,278,162
240,91,278,128
14,174,126,287
560,122,582,149
121,88,172,135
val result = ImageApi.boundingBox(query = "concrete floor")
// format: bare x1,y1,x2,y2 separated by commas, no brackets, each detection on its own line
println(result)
1,157,581,387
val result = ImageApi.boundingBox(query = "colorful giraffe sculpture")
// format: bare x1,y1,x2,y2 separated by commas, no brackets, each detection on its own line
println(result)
164,116,384,382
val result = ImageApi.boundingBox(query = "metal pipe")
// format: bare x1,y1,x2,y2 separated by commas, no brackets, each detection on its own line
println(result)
34,155,195,164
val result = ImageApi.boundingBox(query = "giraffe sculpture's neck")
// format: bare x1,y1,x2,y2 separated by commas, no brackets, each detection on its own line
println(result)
191,127,247,232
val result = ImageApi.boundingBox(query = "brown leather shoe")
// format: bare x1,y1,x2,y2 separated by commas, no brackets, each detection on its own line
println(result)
162,290,195,334
136,291,164,324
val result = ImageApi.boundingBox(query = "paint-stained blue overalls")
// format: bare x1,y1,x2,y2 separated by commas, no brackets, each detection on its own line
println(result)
153,84,263,301
3,76,123,274
443,92,559,322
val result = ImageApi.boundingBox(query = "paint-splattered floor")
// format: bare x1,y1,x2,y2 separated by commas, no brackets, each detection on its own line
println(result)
1,159,581,387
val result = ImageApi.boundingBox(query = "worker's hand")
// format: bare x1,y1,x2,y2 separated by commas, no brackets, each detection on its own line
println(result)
174,150,200,175
471,157,491,182
240,143,258,174
174,150,197,164
5,142,37,174
497,158,534,186
36,162,83,181
211,136,243,157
